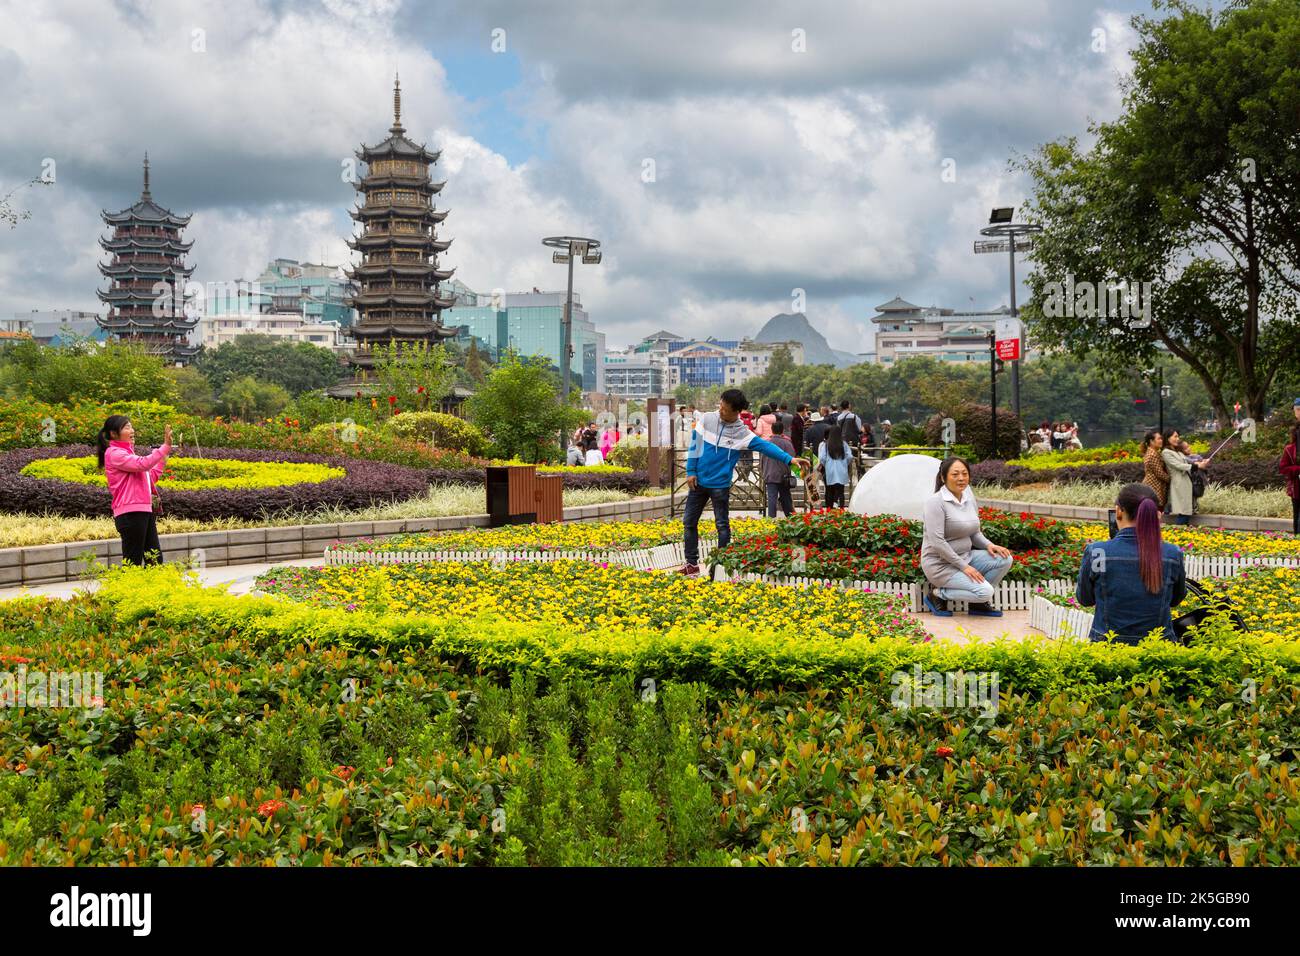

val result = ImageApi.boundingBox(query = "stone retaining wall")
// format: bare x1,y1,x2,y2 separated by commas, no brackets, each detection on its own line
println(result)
0,494,673,587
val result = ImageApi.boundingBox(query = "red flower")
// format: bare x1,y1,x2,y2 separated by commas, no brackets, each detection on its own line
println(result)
334,765,356,780
257,799,286,817
417,386,426,394
935,746,954,758
388,395,397,404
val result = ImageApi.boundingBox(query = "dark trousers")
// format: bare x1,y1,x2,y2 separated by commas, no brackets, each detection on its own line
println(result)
115,510,162,566
1292,496,1299,535
824,483,846,509
683,484,730,565
1167,512,1191,526
765,481,793,518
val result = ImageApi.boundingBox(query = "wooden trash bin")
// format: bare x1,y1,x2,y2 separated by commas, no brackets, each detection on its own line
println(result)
534,473,564,524
486,465,538,526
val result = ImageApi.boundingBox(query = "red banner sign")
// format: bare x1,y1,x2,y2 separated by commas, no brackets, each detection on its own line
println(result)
995,338,1021,361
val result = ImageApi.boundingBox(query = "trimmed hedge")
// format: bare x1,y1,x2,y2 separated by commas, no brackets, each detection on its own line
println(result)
0,445,431,520
972,458,1280,490
4,591,1298,865
88,565,1300,698
424,467,649,493
925,403,1022,460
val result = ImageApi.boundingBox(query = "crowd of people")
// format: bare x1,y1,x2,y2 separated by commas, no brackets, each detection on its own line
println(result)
1026,420,1082,454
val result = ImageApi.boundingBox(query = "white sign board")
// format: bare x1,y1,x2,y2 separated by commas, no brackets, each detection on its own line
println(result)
656,406,671,448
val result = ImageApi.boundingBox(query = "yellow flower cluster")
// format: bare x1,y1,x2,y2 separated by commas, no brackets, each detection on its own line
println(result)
21,456,344,491
373,517,778,553
256,559,926,641
1189,567,1300,641
1068,523,1300,558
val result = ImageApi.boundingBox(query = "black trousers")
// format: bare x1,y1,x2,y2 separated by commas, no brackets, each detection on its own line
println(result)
1292,495,1299,535
115,511,163,566
824,483,846,509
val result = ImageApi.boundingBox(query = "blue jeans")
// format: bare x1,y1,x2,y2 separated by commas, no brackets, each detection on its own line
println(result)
933,549,1013,604
683,484,730,565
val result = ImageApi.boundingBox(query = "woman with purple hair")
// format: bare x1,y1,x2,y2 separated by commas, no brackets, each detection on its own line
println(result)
1075,483,1187,643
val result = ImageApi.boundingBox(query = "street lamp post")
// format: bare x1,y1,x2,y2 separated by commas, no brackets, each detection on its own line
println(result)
542,236,602,407
975,208,1042,423
1144,366,1166,435
987,330,998,457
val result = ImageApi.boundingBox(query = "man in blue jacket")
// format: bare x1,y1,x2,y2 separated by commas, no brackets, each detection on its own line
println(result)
681,388,800,575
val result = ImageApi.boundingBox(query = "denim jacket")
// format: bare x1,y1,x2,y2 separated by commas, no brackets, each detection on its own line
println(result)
1075,528,1186,643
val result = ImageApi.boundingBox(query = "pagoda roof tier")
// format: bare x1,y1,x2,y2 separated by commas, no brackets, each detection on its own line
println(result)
102,198,192,227
350,205,448,223
349,325,458,343
346,264,455,281
99,261,194,276
355,140,441,163
346,234,451,252
352,176,439,193
98,316,199,333
349,290,457,308
99,235,194,253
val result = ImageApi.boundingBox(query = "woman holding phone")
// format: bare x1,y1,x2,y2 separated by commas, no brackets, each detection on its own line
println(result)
97,415,173,566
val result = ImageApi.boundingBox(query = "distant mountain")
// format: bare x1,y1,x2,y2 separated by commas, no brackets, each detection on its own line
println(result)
754,313,861,368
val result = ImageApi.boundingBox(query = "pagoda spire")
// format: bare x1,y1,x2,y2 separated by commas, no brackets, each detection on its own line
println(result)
142,153,151,200
391,73,403,134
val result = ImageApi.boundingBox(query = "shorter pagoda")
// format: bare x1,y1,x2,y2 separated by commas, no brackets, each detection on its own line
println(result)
344,76,457,371
97,156,198,364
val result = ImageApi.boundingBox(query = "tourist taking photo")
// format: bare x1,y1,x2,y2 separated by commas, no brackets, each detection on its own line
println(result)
97,415,173,567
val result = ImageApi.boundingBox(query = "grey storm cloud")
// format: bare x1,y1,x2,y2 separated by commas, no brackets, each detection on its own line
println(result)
0,0,1196,350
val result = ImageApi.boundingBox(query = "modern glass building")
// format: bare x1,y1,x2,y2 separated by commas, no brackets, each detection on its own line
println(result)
206,258,356,328
444,286,604,392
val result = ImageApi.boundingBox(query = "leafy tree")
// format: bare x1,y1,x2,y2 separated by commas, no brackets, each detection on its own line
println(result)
195,334,346,396
465,339,486,384
166,365,216,416
370,341,451,415
1018,0,1300,422
220,375,289,421
0,338,179,405
467,351,586,462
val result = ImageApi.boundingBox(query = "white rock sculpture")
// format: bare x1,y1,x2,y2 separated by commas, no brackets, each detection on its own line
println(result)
848,454,942,521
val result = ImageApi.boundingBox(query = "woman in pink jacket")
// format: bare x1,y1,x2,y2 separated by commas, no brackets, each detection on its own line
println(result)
96,415,173,566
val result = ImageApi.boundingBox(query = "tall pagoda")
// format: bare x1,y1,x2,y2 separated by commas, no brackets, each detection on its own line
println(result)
344,76,457,370
97,156,198,364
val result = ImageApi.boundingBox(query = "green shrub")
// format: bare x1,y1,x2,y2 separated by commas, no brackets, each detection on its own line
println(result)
925,403,1022,460
0,591,1296,866
607,439,648,471
383,411,491,457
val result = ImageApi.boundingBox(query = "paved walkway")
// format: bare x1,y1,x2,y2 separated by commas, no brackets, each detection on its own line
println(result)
0,558,321,602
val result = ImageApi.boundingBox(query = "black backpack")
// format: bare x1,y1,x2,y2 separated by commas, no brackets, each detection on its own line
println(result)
1190,464,1206,500
837,412,860,445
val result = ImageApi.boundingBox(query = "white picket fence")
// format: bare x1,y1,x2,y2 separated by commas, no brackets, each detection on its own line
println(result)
702,571,1078,613
1028,595,1095,641
1183,554,1300,577
325,539,714,570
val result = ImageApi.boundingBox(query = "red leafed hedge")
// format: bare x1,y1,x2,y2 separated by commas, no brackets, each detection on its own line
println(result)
0,445,432,520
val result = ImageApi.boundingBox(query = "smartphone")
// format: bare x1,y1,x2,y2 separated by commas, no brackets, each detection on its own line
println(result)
1107,509,1119,539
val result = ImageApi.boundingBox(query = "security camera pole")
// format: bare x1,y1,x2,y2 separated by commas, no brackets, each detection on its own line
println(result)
542,236,601,405
975,208,1042,421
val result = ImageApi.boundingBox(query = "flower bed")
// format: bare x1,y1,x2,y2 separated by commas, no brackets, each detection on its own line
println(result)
20,455,345,490
349,517,776,555
0,445,431,520
711,508,1079,585
973,457,1278,490
1066,523,1300,558
255,560,929,642
3,586,1298,865
1181,567,1300,641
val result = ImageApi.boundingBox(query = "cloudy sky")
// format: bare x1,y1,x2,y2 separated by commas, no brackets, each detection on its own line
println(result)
0,0,1177,351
